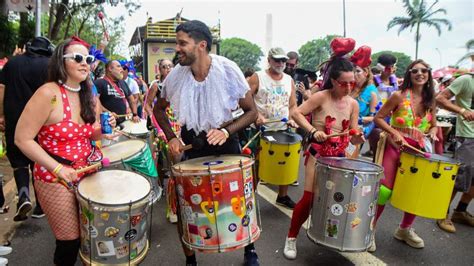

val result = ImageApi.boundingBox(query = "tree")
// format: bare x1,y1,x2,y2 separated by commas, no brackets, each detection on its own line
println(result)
387,0,452,59
220,38,263,72
298,35,339,71
371,51,412,77
456,39,474,66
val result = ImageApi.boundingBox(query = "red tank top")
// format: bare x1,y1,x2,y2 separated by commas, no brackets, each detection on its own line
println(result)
33,85,94,183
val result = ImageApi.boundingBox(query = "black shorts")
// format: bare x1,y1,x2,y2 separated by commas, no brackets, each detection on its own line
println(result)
181,126,240,160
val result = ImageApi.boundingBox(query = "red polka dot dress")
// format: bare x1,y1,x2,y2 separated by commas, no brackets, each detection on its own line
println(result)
33,85,94,183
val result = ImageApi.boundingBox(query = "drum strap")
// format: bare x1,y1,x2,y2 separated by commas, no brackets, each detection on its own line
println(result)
47,152,74,166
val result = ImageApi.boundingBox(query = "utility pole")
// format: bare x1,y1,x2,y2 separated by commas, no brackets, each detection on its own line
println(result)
342,0,346,37
35,0,42,37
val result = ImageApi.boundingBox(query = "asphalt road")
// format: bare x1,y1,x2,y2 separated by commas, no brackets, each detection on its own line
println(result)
1,152,474,265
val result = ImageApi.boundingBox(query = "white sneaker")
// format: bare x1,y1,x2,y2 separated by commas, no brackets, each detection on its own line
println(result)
168,213,178,224
0,246,11,256
283,237,297,260
0,257,8,266
394,227,424,248
367,233,376,252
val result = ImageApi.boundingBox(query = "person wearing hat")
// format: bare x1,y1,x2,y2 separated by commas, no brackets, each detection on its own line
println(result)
154,20,259,266
247,47,299,209
0,36,54,221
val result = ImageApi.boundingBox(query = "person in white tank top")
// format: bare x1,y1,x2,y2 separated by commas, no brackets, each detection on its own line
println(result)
248,47,299,209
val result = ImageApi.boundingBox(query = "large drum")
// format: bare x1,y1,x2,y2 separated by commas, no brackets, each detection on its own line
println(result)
172,155,261,253
391,152,460,219
308,157,383,252
101,139,162,203
77,170,152,265
258,131,302,185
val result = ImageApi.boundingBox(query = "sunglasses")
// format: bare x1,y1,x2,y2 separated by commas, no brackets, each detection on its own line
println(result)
63,53,95,64
409,68,431,74
286,63,296,68
334,79,356,88
272,57,287,63
354,69,364,74
160,64,173,69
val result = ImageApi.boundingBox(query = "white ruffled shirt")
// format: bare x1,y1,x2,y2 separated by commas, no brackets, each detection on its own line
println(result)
161,54,249,134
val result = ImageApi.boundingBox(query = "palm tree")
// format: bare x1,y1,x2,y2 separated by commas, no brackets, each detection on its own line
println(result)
387,0,452,59
456,39,474,66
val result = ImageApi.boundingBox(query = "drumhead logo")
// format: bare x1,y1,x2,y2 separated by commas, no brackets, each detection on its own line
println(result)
228,223,237,232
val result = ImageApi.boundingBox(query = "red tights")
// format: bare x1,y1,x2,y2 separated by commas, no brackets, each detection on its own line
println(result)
288,191,314,238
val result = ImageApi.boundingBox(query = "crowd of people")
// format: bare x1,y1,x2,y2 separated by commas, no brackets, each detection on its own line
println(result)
0,19,472,265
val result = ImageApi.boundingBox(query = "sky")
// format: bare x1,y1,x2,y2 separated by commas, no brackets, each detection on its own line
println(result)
106,0,474,70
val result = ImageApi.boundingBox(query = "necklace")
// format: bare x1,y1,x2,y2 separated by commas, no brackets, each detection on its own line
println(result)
59,80,81,92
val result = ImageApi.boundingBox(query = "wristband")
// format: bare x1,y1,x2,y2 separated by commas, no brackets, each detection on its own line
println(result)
220,128,230,138
52,164,63,176
459,108,466,115
133,113,138,117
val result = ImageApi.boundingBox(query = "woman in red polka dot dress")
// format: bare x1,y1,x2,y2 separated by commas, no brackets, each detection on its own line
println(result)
15,37,115,265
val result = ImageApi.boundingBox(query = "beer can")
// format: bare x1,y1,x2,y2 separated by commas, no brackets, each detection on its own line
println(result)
100,112,112,134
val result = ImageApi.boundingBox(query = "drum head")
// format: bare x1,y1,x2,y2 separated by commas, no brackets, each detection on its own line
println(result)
404,151,460,164
173,155,253,172
121,119,148,135
317,157,383,173
262,131,302,144
101,139,146,163
78,170,150,205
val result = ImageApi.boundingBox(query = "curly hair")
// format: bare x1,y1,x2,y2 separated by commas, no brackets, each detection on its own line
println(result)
47,38,96,124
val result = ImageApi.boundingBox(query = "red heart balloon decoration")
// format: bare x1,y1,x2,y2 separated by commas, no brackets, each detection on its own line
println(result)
331,37,356,56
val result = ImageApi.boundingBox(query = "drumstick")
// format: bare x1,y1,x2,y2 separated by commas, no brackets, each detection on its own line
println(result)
402,143,431,158
76,158,111,174
182,138,205,151
113,128,137,139
115,114,132,119
242,130,262,155
326,129,359,138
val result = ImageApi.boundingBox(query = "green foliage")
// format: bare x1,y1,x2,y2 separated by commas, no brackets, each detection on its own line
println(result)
387,0,452,59
220,38,263,72
456,39,474,66
298,35,339,71
0,14,18,57
371,50,412,77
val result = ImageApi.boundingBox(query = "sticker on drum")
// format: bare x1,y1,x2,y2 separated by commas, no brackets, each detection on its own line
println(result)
345,202,358,213
188,224,199,235
131,214,142,226
105,227,120,238
183,206,195,223
228,223,237,232
100,212,110,221
242,215,250,227
97,240,115,256
130,248,138,260
115,245,129,259
351,217,361,229
330,204,343,216
124,229,137,241
244,183,253,198
203,227,213,239
333,192,344,202
191,176,203,186
325,219,339,238
190,194,202,205
88,225,98,238
229,181,239,192
326,180,335,190
246,201,253,212
117,213,128,224
368,202,376,217
362,185,372,196
177,184,184,197
353,175,360,187
244,168,252,180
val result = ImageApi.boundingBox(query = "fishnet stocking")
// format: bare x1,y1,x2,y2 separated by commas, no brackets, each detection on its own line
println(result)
34,181,80,240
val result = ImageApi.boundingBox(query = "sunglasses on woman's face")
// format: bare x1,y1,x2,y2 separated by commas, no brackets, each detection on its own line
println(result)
160,64,173,69
335,79,356,88
409,68,431,75
63,53,95,64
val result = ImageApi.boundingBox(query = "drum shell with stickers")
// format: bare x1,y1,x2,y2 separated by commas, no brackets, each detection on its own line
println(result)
172,155,261,253
308,157,383,252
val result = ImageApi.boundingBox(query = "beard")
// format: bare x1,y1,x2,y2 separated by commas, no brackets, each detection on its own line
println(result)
271,65,285,74
178,51,196,66
284,67,295,77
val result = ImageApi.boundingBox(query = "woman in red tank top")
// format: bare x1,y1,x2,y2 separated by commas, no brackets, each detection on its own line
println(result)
15,37,115,265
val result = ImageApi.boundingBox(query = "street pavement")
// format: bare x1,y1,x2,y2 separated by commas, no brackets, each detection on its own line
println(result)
1,150,473,265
